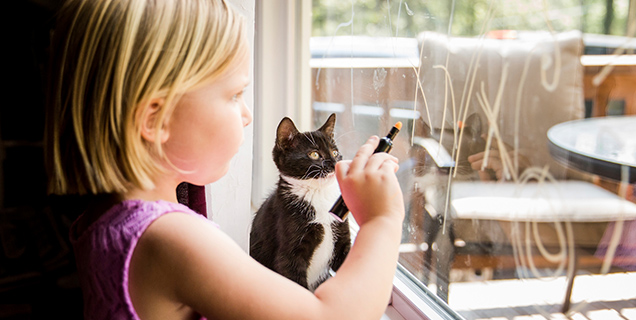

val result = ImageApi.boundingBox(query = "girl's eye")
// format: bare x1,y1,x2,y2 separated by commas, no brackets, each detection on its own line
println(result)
308,151,320,160
232,89,246,102
332,150,339,157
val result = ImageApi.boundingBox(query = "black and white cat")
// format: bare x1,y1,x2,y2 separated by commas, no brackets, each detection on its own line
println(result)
249,113,351,291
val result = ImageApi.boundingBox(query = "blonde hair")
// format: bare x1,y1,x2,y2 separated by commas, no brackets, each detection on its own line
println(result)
46,0,247,195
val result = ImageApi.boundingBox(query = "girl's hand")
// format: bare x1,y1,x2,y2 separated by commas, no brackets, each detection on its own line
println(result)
335,136,405,226
467,134,529,181
467,150,506,181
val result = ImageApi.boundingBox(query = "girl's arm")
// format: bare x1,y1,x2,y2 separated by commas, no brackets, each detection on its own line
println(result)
132,136,404,319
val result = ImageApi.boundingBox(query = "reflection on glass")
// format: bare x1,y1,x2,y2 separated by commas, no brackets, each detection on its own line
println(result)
312,1,636,319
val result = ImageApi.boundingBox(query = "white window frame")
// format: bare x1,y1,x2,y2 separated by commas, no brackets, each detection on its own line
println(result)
251,0,314,208
206,1,459,319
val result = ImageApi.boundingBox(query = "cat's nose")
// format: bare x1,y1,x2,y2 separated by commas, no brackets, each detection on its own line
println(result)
322,159,336,168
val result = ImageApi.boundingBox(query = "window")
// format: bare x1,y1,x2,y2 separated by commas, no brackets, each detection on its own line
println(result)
237,1,636,319
310,1,636,319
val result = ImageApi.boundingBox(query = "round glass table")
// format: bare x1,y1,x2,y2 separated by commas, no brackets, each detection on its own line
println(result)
548,115,636,183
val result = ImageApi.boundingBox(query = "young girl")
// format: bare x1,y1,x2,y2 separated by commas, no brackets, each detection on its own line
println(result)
46,0,404,319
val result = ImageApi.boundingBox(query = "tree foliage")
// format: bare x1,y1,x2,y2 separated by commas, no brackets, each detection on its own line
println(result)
312,0,631,38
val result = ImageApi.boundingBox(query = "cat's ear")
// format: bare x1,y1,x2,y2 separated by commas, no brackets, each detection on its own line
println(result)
318,113,336,137
276,117,299,148
464,113,483,138
464,113,487,155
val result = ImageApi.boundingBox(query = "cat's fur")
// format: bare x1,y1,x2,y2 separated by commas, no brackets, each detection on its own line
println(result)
249,113,350,291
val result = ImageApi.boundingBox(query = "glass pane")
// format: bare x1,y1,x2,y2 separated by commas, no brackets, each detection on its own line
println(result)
311,1,636,319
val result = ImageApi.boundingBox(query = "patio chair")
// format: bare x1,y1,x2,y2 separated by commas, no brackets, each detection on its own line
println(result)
406,30,636,311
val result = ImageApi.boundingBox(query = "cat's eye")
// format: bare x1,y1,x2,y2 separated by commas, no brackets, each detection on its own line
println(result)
308,151,320,160
332,150,339,157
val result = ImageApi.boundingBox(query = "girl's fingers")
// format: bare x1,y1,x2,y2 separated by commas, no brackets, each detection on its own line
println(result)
379,158,400,174
337,136,398,182
364,153,398,171
478,170,491,181
495,168,504,180
469,149,503,164
335,160,352,181
347,136,379,174
470,159,483,171
468,152,484,162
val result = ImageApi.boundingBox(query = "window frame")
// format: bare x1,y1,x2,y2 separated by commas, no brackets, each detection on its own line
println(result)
390,265,464,320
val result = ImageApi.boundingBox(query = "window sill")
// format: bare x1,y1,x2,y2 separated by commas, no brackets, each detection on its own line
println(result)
348,218,461,320
387,265,464,320
383,305,406,320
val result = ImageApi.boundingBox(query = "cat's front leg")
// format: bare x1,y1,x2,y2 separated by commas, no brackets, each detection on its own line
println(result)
274,254,310,288
330,222,351,272
273,223,325,289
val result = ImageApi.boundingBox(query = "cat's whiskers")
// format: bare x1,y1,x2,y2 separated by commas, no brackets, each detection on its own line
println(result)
300,164,319,178
334,130,357,145
301,165,323,180
302,162,335,180
307,172,321,181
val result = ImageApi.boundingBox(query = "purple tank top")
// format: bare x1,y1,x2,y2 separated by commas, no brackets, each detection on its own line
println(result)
70,199,216,320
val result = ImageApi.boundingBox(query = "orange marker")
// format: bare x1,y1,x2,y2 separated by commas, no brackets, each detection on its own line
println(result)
385,121,402,141
329,122,402,221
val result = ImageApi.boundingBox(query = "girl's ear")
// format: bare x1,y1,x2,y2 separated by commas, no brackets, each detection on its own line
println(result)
139,98,170,143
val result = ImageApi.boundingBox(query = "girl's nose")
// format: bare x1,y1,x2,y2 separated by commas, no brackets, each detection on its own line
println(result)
242,102,253,127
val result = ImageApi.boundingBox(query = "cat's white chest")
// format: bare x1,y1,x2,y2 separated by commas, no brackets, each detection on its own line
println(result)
281,174,341,218
281,175,343,290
